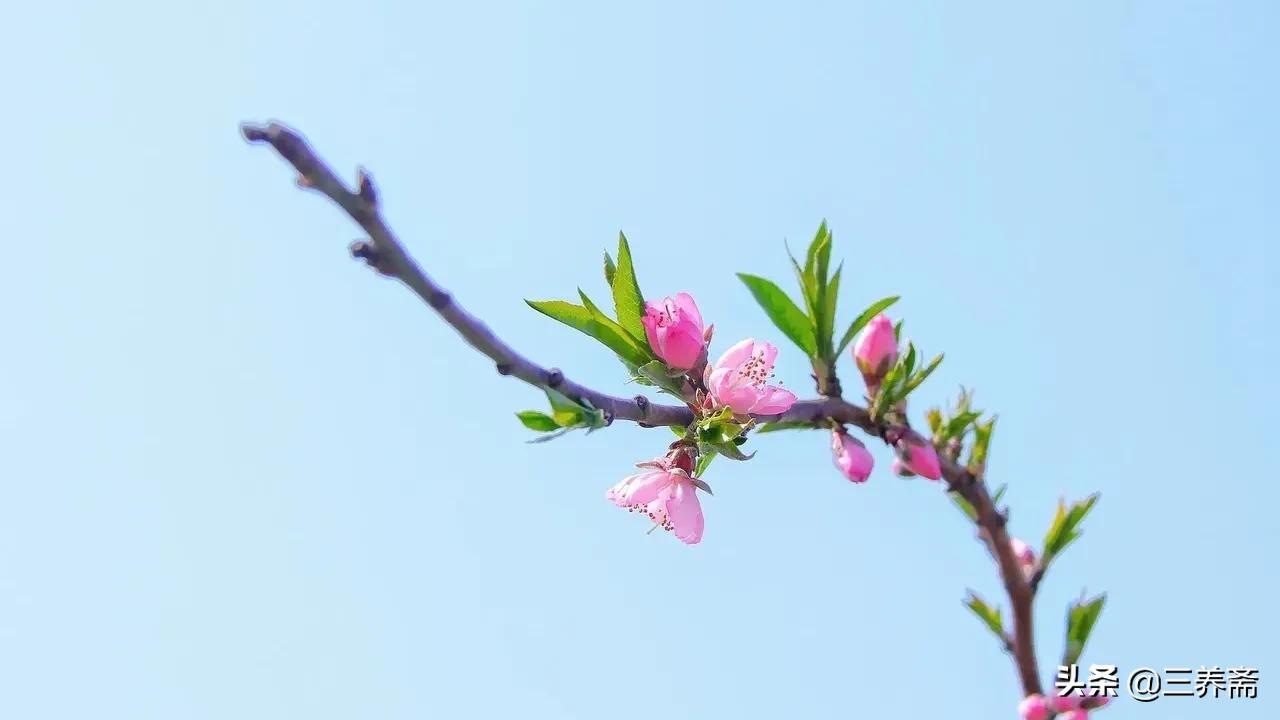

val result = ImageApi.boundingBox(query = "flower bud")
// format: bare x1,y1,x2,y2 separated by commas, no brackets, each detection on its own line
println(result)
1017,694,1049,720
831,430,874,483
852,314,898,389
642,292,705,370
894,429,941,480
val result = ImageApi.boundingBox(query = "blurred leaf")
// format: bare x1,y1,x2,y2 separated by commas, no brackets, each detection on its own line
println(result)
1063,593,1107,666
804,220,832,295
967,416,997,475
964,591,1006,641
945,411,982,439
950,492,979,522
902,352,944,396
836,295,900,356
516,411,559,432
926,408,943,435
611,232,647,342
757,421,817,433
991,484,1008,506
603,251,616,287
893,319,903,342
1043,493,1100,566
736,273,817,356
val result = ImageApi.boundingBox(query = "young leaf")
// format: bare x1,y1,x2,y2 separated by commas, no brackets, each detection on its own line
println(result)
950,492,979,522
785,241,819,318
756,421,817,433
577,290,653,368
516,411,560,432
968,416,997,475
991,484,1008,506
1042,493,1100,567
703,439,755,461
694,451,716,478
837,296,900,356
1063,593,1107,666
736,273,817,356
963,591,1006,641
819,263,842,358
603,251,617,287
526,299,596,337
902,352,945,396
611,232,647,342
634,360,685,395
803,221,832,296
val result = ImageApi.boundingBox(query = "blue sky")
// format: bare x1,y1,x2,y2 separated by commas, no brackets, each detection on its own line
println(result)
1,1,1275,718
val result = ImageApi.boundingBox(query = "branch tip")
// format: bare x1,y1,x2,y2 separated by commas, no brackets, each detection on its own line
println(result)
357,167,379,206
546,368,564,387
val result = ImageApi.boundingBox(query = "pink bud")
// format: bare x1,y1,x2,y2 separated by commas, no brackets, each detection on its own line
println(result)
1059,711,1089,720
1010,537,1037,579
831,430,874,483
891,458,915,477
895,430,941,480
852,314,898,388
1017,694,1049,720
642,293,706,370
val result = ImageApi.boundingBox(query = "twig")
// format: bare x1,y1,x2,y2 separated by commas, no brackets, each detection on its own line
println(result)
241,120,1043,698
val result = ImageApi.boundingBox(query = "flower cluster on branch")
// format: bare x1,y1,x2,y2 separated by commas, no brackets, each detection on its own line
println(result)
242,120,1109,718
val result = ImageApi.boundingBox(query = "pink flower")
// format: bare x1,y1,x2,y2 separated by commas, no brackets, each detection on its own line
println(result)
642,293,705,370
1017,694,1049,720
832,430,874,483
704,338,796,415
852,314,898,388
1011,538,1037,580
894,429,941,480
606,451,705,545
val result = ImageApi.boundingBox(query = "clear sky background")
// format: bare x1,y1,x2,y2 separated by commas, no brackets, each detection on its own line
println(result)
1,1,1275,718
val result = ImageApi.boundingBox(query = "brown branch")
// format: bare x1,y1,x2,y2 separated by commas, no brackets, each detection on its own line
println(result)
241,120,1041,699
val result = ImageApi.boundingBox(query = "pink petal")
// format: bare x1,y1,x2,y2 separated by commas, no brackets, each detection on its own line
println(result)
672,292,703,329
660,325,705,370
714,338,756,371
623,470,675,508
751,385,796,414
665,480,704,544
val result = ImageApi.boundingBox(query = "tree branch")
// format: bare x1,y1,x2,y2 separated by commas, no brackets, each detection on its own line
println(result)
241,120,1042,698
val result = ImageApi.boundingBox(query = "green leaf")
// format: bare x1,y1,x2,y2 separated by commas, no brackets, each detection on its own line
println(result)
736,273,817,356
1043,493,1101,566
945,411,982,439
703,439,755,461
836,296,900,356
611,232,647,342
578,290,653,368
1063,593,1107,666
963,591,1006,642
967,416,997,475
950,492,979,522
516,411,560,432
603,251,617,287
526,299,596,337
902,352,944,396
694,451,716,478
634,360,685,395
803,221,832,297
756,421,817,433
818,263,842,358
991,484,1008,506
784,241,818,318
